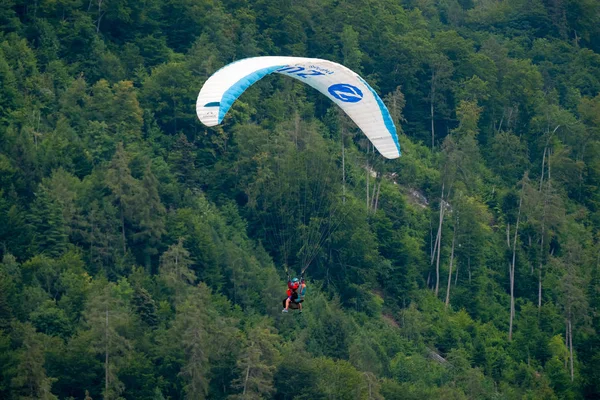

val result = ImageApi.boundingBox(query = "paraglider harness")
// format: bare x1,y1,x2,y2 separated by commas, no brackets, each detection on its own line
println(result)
283,274,306,310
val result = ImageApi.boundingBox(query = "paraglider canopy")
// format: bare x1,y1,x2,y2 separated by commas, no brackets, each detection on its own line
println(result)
196,56,401,159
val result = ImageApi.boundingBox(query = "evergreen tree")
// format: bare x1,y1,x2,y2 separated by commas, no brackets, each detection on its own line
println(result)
29,184,67,257
229,320,280,399
84,280,133,400
10,323,58,400
132,163,166,271
132,287,158,329
165,284,222,400
159,238,196,303
105,142,139,257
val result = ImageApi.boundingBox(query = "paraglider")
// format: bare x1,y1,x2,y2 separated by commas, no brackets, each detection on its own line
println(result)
196,57,400,313
282,277,307,313
196,56,401,159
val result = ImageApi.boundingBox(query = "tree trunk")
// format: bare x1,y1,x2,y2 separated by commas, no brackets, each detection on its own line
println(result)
468,261,472,284
434,185,446,297
294,112,300,147
342,127,346,204
370,180,377,211
431,184,445,265
430,220,435,262
538,260,543,310
569,318,574,382
90,209,96,266
430,70,436,150
120,204,126,256
105,307,109,399
435,226,442,297
96,0,104,33
373,181,381,212
529,236,534,274
369,174,381,212
455,253,464,285
426,270,431,289
456,237,469,285
454,258,459,286
509,261,515,341
565,321,569,369
509,191,522,341
539,186,548,310
366,153,370,212
445,219,457,309
548,148,552,182
539,146,547,190
540,125,560,190
172,87,177,133
243,363,250,396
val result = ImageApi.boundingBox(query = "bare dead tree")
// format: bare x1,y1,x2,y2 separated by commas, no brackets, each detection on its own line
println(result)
445,214,458,309
509,183,523,341
433,184,446,297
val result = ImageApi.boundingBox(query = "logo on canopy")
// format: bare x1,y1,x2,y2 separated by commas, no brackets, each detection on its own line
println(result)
328,84,363,103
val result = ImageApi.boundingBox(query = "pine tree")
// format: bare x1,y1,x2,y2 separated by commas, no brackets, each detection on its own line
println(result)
0,276,13,331
84,280,133,400
159,239,196,303
105,142,139,257
132,163,166,272
111,80,143,142
170,285,214,400
168,134,200,188
341,25,363,73
29,184,67,257
556,239,590,382
0,49,19,121
10,322,58,400
132,287,158,328
229,321,280,399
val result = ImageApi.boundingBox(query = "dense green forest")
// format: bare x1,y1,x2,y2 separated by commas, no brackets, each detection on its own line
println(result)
1,0,600,398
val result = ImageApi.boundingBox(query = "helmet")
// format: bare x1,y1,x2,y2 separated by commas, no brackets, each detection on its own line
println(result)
292,277,299,283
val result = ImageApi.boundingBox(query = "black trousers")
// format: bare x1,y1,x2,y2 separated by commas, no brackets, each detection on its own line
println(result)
283,293,302,308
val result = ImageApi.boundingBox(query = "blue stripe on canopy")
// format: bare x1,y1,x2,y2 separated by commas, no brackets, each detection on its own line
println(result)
357,77,401,156
218,65,287,123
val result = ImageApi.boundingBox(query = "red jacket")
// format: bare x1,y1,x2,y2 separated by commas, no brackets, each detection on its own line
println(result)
288,281,299,290
287,281,299,297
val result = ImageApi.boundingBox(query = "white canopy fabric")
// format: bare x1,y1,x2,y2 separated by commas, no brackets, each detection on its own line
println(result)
196,56,400,159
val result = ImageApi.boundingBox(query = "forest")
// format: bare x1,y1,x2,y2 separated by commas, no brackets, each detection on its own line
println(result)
1,0,600,399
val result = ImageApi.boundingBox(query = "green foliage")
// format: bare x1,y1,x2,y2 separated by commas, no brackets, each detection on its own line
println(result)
29,184,68,257
140,62,197,134
229,319,280,399
10,322,58,400
0,0,599,398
